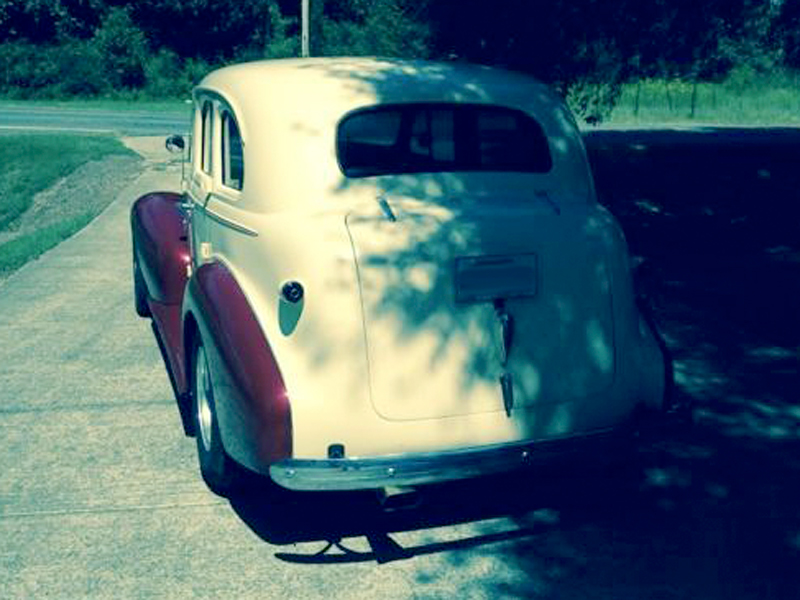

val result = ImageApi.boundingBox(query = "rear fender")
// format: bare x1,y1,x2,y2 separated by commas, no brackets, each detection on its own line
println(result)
183,262,292,472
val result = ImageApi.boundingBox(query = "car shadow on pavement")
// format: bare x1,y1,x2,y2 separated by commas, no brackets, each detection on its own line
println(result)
471,128,800,599
484,427,800,599
234,128,800,595
228,465,589,564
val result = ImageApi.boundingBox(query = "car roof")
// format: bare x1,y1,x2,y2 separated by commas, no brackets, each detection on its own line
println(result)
197,57,559,114
193,58,593,213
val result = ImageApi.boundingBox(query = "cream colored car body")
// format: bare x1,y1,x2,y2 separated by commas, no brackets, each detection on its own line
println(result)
183,58,666,485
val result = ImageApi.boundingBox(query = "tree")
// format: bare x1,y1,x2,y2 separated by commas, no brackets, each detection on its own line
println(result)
92,6,147,88
320,0,429,58
777,0,800,69
1,0,797,103
122,0,274,60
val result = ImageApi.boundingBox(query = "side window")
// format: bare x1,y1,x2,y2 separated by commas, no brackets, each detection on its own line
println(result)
201,102,213,175
221,112,244,190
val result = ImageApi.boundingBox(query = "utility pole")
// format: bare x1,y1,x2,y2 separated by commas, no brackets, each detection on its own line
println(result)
301,0,310,57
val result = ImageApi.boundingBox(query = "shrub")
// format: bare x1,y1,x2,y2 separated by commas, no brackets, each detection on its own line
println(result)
0,40,107,98
53,40,108,97
565,40,625,124
567,80,623,124
91,7,148,90
722,63,800,98
0,42,59,97
145,51,217,98
263,0,299,59
144,49,189,97
320,0,430,58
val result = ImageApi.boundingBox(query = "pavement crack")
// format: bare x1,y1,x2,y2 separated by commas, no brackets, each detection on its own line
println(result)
0,500,224,520
0,400,173,416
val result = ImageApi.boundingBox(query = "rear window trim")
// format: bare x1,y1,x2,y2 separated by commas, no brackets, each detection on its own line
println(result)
336,102,553,178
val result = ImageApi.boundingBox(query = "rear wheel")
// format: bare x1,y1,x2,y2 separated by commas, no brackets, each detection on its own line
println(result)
635,294,695,432
191,335,239,496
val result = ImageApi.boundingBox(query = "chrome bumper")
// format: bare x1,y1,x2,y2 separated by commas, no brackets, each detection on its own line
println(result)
270,427,632,491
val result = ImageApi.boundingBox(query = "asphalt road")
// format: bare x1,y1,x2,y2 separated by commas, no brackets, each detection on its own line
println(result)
1,134,798,599
0,105,190,136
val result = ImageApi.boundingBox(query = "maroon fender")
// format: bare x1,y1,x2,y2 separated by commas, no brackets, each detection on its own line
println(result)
131,192,191,305
150,301,189,407
184,262,292,470
131,192,192,408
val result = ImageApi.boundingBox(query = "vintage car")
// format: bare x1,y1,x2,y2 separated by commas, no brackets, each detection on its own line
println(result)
132,57,677,499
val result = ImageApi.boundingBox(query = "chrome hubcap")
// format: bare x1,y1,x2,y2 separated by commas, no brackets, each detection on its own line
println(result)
195,345,214,453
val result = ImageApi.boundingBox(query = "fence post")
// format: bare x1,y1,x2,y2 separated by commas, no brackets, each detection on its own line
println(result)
665,80,673,112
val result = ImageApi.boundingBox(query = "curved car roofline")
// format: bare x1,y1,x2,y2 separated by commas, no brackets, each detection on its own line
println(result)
197,57,557,110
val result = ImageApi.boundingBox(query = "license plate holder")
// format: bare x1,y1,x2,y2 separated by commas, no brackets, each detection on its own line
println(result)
454,254,537,303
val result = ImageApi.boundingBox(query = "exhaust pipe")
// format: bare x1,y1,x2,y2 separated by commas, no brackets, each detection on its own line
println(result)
376,485,421,512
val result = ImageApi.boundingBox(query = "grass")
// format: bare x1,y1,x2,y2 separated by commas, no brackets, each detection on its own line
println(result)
0,134,133,229
0,212,96,275
0,133,136,276
0,97,190,114
601,74,800,127
5,72,799,126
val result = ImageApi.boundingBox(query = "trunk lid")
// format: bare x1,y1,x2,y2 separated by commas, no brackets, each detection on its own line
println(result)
346,196,616,422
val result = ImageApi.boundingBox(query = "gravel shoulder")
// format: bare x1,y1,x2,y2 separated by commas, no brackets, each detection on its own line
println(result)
0,154,143,249
0,137,182,284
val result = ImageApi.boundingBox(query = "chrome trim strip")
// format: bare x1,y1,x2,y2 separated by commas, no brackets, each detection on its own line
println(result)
270,428,626,491
205,206,258,237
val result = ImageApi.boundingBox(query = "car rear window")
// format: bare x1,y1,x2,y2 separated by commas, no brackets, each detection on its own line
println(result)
337,103,552,177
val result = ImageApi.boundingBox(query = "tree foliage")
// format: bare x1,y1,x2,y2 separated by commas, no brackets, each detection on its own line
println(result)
320,0,429,58
0,0,797,109
777,0,800,69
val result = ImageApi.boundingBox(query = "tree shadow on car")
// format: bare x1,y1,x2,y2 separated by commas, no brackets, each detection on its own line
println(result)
232,126,800,577
584,127,800,436
469,127,800,599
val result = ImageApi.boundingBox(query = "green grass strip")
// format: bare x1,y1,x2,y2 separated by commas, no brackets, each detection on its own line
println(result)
0,211,96,276
605,77,800,126
0,133,134,230
0,98,190,113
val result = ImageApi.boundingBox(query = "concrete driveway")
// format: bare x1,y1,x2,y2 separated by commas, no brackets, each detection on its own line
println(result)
1,135,798,600
0,139,550,599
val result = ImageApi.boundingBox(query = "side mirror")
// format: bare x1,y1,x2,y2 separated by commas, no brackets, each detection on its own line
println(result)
166,134,186,153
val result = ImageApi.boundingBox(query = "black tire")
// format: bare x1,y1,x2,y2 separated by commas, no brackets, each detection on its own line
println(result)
133,248,151,318
635,293,674,410
636,293,694,428
191,334,239,497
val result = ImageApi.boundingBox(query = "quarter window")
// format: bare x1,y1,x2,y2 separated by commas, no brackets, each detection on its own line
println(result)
222,112,244,190
201,102,213,175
